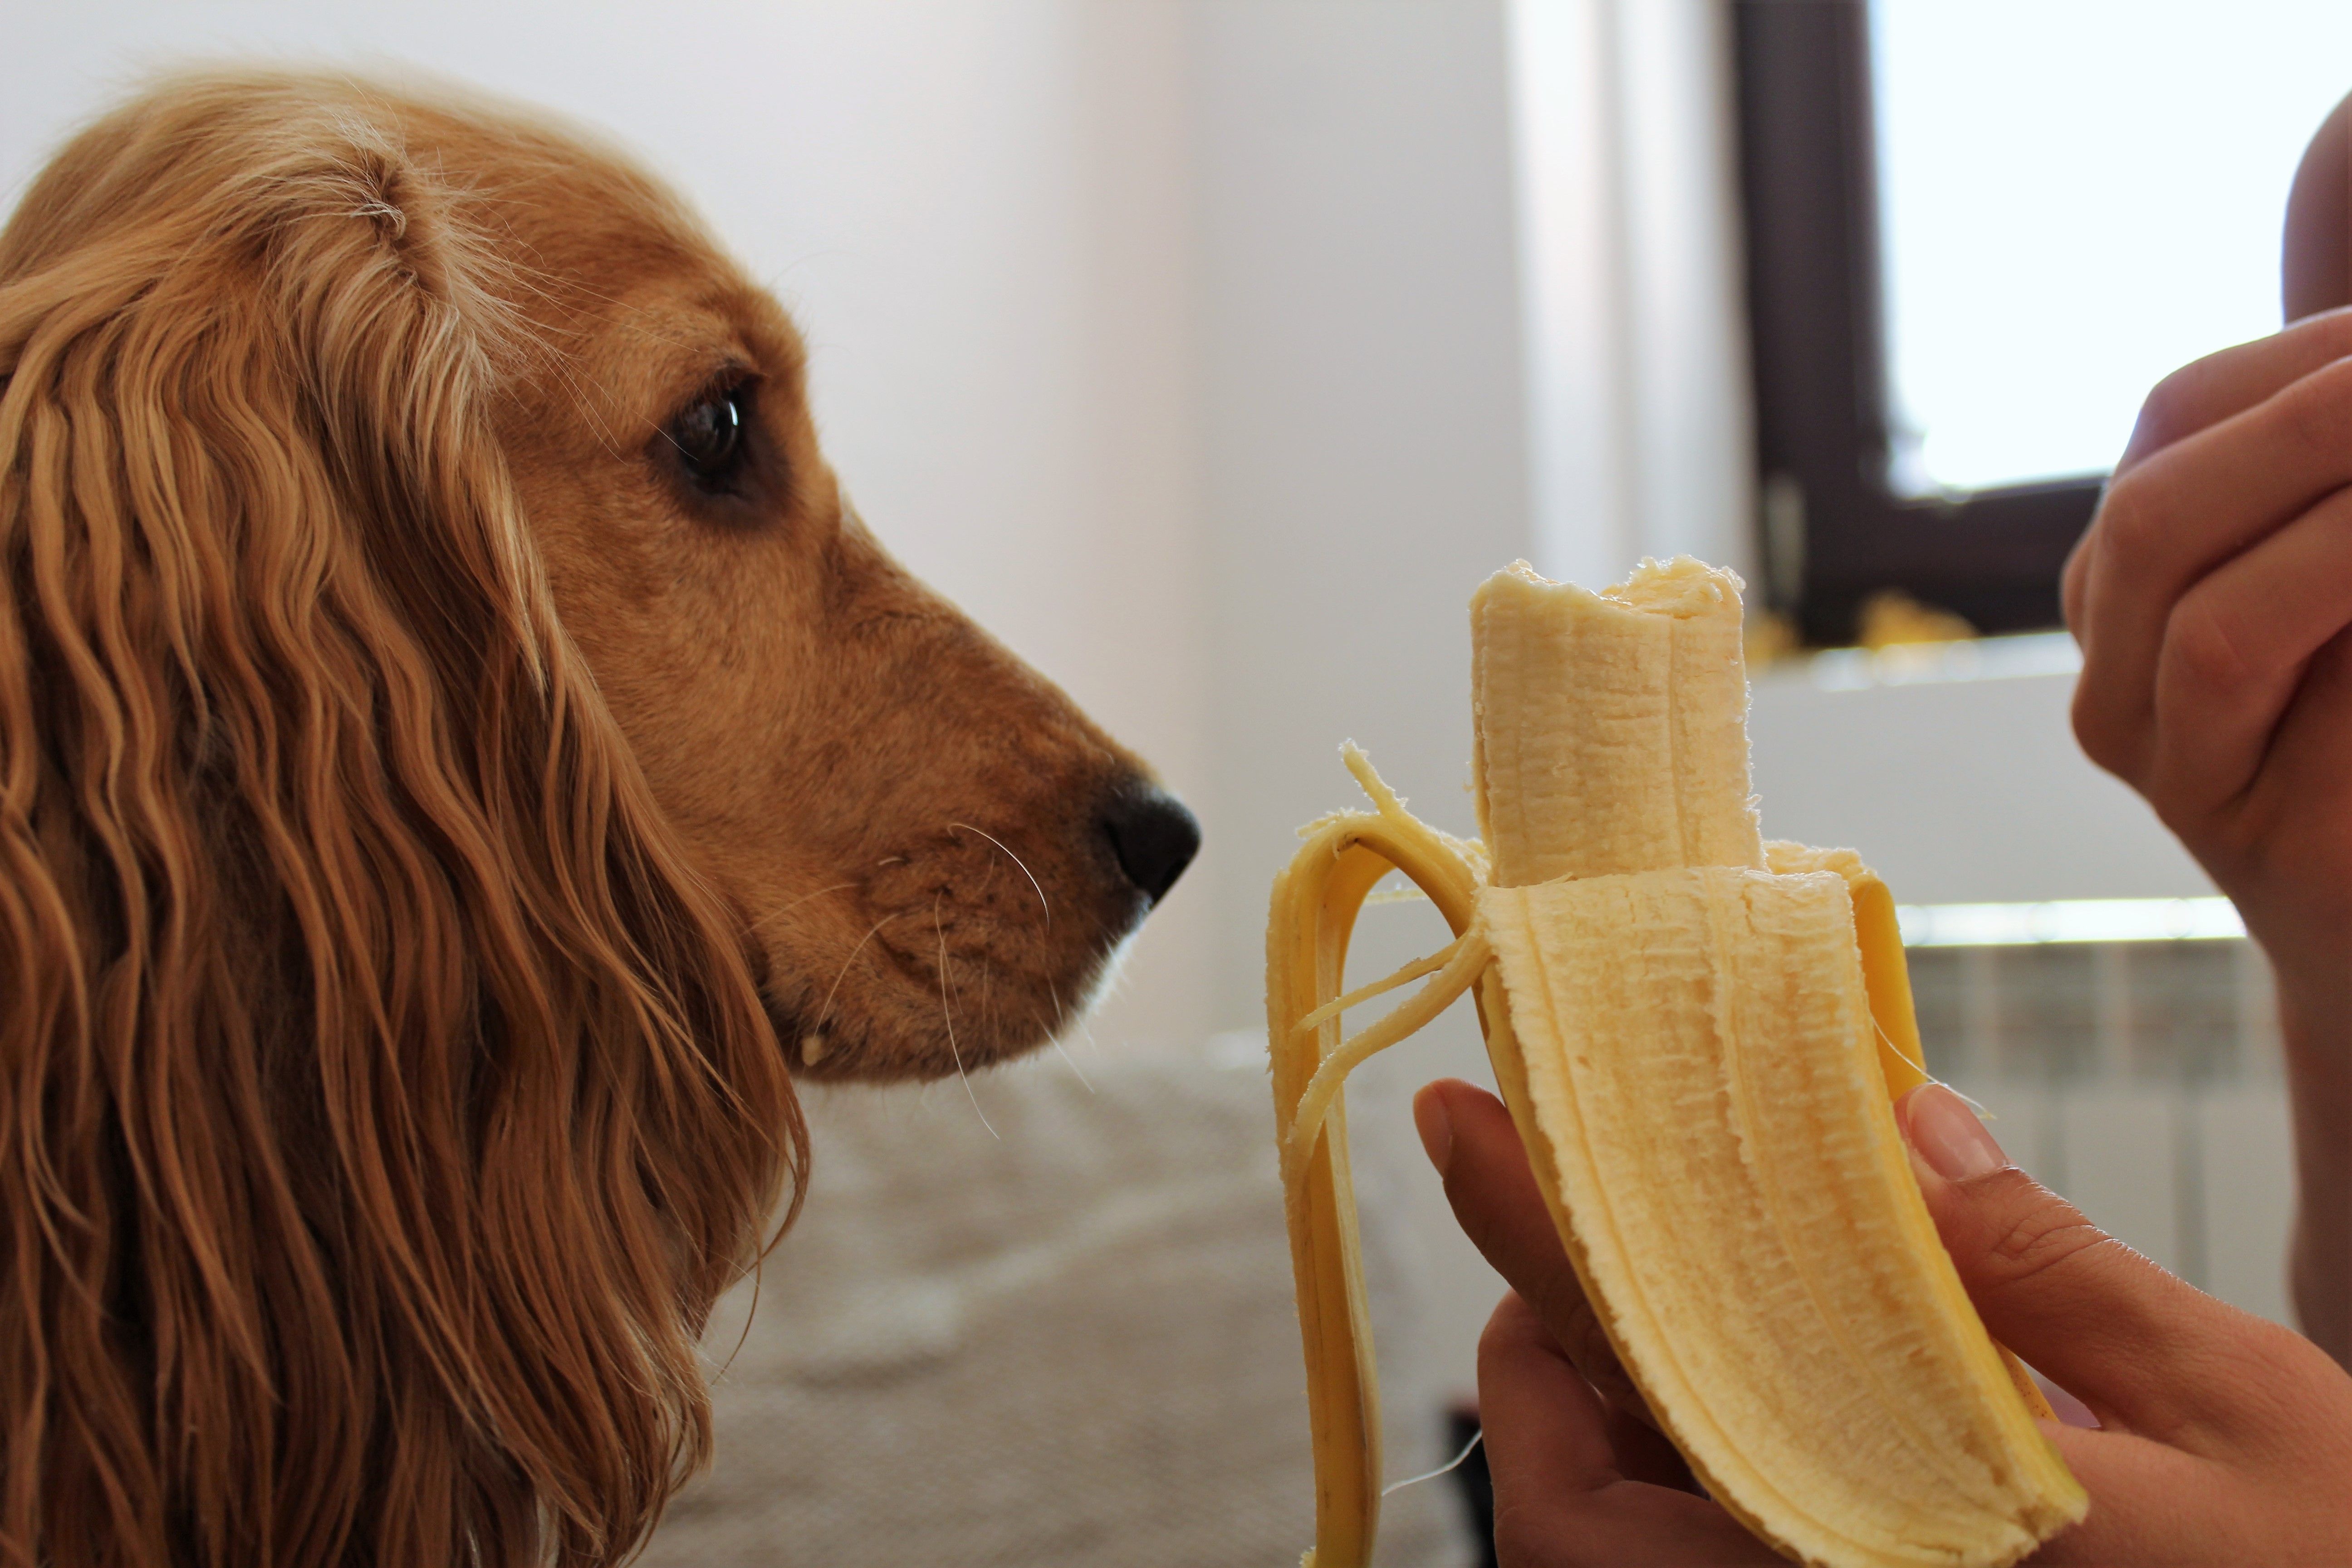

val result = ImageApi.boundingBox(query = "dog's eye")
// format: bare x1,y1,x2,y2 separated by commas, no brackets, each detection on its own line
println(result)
670,385,749,491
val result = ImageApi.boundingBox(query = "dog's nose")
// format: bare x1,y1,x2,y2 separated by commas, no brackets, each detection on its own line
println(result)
1100,782,1200,906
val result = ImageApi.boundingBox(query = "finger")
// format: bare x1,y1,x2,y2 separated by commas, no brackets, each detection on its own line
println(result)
1899,1084,2291,1446
1477,1290,1619,1494
1602,1402,1698,1493
1478,1294,1776,1568
2070,362,2352,781
2114,306,2352,473
2229,628,2352,956
2146,485,2352,817
2064,308,2352,638
1418,1078,1646,1415
2023,1425,2229,1567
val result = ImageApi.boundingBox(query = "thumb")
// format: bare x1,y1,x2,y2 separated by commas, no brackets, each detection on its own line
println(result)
1897,1082,2255,1441
1416,1078,1653,1420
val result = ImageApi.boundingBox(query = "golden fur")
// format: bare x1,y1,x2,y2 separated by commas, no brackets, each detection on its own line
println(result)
0,70,1172,1566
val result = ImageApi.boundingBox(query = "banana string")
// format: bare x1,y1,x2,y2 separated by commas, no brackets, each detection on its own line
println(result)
1294,937,1464,1035
1380,1427,1483,1499
1284,926,1493,1176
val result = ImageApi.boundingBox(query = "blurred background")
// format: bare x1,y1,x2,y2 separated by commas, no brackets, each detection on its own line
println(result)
5,2,2341,1563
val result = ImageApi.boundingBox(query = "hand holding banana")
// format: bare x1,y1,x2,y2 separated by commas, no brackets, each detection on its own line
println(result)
1268,548,2352,1566
1269,560,2073,1568
1424,1074,2352,1566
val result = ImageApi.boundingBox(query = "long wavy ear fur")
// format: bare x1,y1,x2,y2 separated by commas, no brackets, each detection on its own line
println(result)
0,74,802,1567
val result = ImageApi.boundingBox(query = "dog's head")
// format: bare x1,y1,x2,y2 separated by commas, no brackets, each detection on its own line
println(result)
446,100,1199,1087
0,69,1192,1565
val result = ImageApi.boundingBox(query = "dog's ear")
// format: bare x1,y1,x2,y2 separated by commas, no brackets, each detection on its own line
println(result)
0,75,801,1567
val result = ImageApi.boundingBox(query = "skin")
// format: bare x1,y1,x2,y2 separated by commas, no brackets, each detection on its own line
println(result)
1412,91,2352,1563
384,94,1163,1083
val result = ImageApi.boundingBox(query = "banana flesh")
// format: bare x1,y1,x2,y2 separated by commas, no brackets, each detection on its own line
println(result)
1267,558,2085,1568
1472,557,1761,885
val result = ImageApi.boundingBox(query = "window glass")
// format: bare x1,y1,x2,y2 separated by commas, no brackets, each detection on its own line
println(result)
1874,0,2352,494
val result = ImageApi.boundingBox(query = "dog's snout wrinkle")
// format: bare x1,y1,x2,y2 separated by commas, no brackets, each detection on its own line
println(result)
1099,782,1200,907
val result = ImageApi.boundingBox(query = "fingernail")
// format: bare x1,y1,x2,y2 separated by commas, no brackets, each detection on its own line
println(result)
1413,1083,1454,1176
1899,1083,2008,1181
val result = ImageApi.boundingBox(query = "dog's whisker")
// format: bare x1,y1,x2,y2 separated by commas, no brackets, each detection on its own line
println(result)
1051,1039,1096,1093
945,821,1050,929
749,880,857,936
934,896,997,1139
474,260,637,456
498,257,709,356
480,230,712,359
521,326,671,463
546,355,631,460
811,912,897,1037
515,330,630,460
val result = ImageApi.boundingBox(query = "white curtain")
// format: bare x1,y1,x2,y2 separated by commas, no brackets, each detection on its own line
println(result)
1509,0,1758,593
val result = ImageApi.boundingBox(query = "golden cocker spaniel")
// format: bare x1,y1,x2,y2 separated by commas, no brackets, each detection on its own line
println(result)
0,69,1196,1567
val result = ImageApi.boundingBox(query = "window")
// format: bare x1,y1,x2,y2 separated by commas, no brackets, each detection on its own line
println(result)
1733,0,2352,644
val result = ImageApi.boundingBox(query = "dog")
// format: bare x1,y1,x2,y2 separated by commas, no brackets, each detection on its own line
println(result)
0,69,1196,1567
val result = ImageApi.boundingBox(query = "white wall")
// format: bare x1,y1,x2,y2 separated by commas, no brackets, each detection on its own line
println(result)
0,0,1217,1054
1182,0,1540,1423
1189,0,1534,1028
1751,657,2215,904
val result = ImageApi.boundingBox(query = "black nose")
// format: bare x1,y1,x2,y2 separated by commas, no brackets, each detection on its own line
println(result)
1100,782,1200,906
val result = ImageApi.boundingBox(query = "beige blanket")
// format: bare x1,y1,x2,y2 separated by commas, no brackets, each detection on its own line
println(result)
642,1050,1469,1568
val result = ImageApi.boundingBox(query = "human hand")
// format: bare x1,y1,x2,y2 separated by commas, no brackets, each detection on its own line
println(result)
1414,1076,2352,1565
2060,313,2352,1363
2061,306,2352,993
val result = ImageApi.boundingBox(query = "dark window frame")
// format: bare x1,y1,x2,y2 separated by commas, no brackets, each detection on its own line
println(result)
1732,0,2101,646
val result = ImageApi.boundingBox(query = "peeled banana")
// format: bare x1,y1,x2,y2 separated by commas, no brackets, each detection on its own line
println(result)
1266,559,2085,1568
